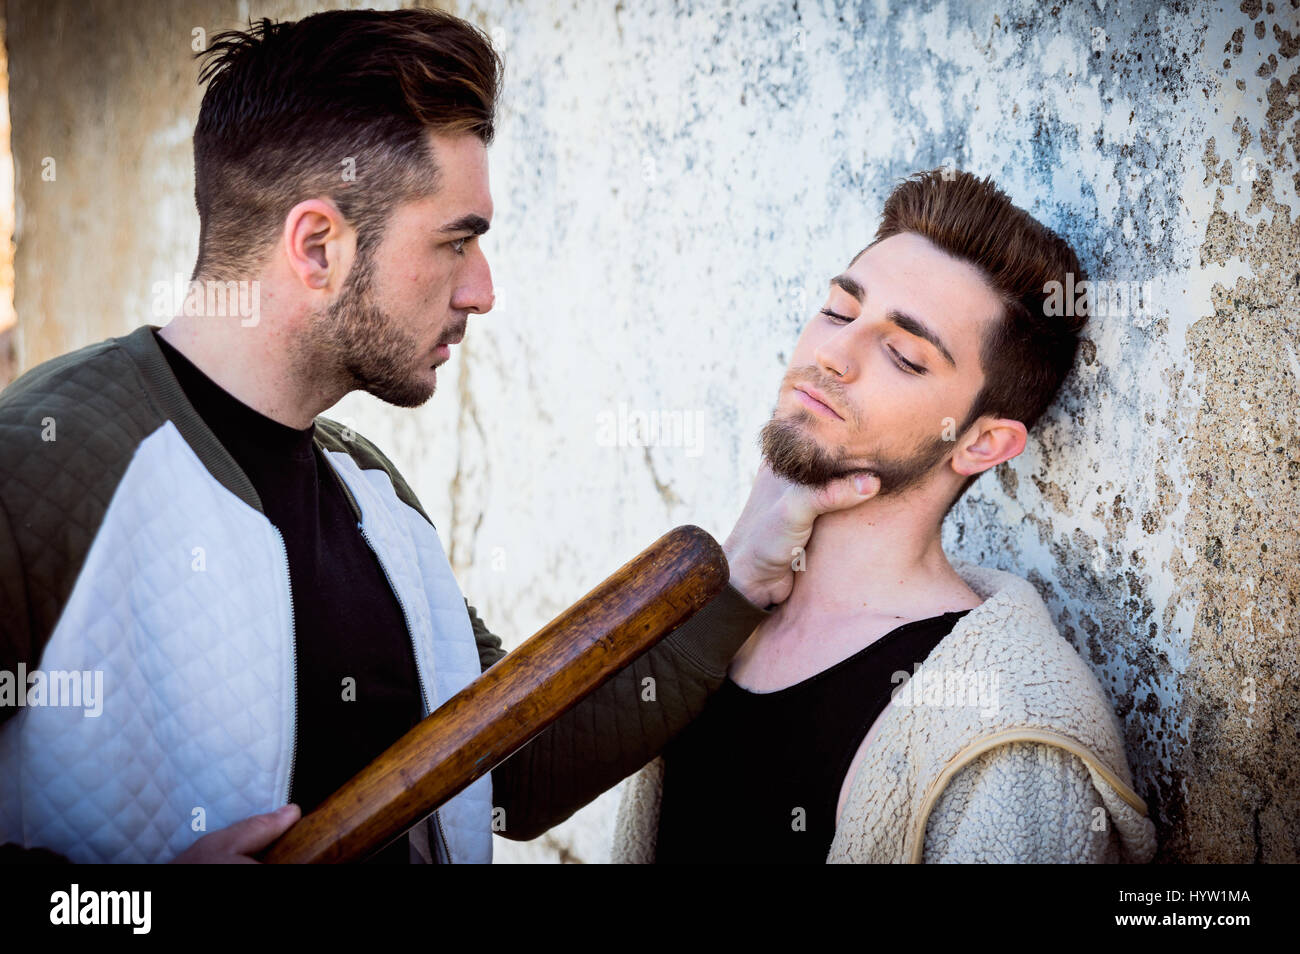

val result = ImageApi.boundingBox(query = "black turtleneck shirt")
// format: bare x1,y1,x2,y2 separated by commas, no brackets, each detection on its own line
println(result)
153,330,423,863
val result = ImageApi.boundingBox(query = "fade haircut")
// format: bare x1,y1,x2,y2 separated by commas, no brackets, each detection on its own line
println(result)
190,8,503,282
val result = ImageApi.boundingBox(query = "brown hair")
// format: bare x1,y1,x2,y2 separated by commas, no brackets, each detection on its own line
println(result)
859,168,1089,510
190,8,503,282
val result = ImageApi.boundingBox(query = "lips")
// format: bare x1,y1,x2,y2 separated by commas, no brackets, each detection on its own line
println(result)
794,384,843,420
434,329,463,359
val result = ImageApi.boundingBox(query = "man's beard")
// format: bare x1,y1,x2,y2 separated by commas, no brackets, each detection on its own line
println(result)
307,244,436,409
759,403,954,499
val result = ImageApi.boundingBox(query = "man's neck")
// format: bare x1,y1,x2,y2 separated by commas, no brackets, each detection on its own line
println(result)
157,309,342,430
772,489,981,627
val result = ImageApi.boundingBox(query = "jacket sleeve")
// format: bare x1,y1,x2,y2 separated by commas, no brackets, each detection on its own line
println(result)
464,599,507,673
0,496,30,730
465,582,770,842
0,501,71,863
921,741,1121,863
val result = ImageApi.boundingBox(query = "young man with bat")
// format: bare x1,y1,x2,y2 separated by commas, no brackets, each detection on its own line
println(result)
0,9,876,864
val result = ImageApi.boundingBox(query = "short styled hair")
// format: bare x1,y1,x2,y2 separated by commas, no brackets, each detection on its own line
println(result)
858,169,1090,511
190,8,503,282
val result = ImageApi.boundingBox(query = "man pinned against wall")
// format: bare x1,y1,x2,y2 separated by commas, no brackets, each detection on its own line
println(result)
613,170,1158,865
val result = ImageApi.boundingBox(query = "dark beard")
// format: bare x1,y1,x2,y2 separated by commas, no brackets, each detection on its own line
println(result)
311,244,433,408
758,408,954,498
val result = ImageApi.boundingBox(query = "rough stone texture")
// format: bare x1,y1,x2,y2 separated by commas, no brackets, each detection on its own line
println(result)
5,0,1297,863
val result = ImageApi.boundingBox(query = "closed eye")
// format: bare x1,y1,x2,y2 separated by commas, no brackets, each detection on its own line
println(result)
887,345,926,375
819,308,928,375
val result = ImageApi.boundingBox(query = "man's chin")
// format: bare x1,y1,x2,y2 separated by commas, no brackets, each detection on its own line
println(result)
362,371,438,409
760,417,852,486
762,453,856,488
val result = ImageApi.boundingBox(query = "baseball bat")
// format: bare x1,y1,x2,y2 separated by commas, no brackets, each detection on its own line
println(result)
262,524,729,863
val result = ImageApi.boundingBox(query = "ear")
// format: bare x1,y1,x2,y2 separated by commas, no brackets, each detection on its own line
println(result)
951,416,1027,477
281,198,355,293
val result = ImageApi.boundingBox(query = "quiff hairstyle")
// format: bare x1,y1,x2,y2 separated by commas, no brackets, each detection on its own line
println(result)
856,169,1089,511
190,8,503,282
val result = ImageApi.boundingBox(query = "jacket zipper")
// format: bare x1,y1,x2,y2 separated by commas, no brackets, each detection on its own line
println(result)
356,521,453,865
273,526,299,807
432,805,451,864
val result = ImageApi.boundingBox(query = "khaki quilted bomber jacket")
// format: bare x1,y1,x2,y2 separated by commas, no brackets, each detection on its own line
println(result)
612,560,1158,864
0,324,774,861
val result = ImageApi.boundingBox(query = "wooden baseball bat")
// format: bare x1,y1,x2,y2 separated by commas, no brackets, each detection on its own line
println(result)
262,524,730,863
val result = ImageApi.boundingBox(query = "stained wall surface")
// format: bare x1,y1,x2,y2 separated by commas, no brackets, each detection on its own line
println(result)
6,0,1296,862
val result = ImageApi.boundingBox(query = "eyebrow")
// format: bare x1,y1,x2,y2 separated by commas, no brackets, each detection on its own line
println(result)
830,274,958,370
440,214,491,236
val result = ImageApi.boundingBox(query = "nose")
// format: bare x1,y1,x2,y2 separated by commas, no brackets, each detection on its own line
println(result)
456,242,495,315
814,326,855,383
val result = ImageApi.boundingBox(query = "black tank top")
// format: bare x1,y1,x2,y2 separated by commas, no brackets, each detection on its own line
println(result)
655,609,973,863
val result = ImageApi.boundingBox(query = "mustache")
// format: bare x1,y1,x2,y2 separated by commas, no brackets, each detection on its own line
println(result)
439,321,468,346
789,365,854,420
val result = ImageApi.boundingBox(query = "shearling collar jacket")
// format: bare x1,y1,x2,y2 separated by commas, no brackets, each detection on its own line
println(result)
0,325,492,863
611,560,1158,863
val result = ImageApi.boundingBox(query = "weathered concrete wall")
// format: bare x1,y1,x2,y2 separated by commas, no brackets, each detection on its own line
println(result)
7,0,1297,862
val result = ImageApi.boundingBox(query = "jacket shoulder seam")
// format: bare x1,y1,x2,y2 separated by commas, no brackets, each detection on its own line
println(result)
314,417,434,528
907,726,1149,863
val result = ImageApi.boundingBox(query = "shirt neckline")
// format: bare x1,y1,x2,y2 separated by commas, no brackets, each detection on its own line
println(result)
726,609,974,698
152,328,318,462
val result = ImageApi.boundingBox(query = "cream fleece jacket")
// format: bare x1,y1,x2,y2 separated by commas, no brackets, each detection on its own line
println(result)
610,559,1158,863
